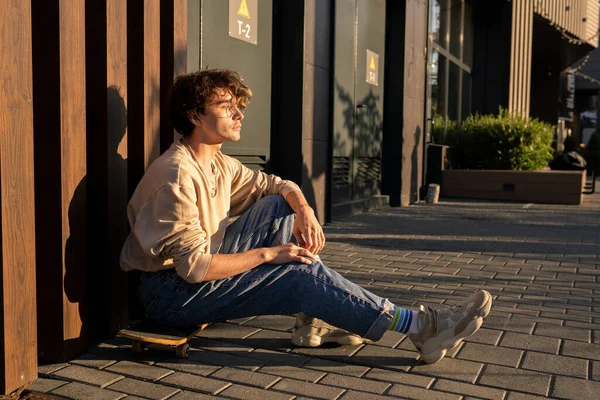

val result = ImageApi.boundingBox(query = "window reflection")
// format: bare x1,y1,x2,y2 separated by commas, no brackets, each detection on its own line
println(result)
430,51,446,119
448,62,460,122
463,1,473,67
431,0,449,49
427,0,473,145
450,0,462,59
462,71,472,121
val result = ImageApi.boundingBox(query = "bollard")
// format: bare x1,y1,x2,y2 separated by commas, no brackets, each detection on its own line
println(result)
426,183,440,204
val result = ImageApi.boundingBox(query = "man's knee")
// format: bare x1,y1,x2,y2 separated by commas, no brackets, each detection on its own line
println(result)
256,195,294,217
257,194,288,207
283,259,330,279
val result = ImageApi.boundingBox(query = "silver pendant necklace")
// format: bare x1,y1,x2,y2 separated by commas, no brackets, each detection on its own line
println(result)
182,138,218,198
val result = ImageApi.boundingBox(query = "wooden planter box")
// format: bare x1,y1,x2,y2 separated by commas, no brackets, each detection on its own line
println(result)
442,170,586,205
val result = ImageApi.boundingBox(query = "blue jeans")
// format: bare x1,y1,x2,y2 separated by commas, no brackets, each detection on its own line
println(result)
137,195,395,341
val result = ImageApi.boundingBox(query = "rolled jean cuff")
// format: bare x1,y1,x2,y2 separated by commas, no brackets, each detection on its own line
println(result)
363,298,395,341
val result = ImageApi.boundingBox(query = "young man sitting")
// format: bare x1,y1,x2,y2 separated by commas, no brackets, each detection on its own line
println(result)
120,69,492,364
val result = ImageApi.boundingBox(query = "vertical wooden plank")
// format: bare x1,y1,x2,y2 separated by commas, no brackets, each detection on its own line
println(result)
126,0,162,316
33,0,88,362
565,0,568,32
174,0,188,77
568,0,572,35
86,0,130,339
524,3,533,117
162,0,188,150
580,0,582,39
60,0,87,352
0,0,38,393
509,0,517,112
570,0,574,34
145,0,161,165
105,0,129,335
587,0,599,47
519,0,525,114
516,0,522,113
563,0,567,30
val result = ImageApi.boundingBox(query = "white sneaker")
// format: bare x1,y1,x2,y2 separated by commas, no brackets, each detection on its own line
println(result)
408,290,493,364
290,312,368,347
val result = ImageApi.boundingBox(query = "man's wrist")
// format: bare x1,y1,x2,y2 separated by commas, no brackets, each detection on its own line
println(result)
296,204,313,215
258,247,270,263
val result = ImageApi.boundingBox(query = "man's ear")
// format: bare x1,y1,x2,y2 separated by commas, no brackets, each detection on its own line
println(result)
188,111,202,126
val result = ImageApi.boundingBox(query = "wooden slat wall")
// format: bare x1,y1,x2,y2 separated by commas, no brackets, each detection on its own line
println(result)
0,0,38,393
32,0,88,362
508,0,599,117
508,0,534,116
533,0,599,47
1,0,188,389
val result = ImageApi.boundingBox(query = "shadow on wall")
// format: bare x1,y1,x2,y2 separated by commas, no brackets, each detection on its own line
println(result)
65,85,130,345
332,80,384,200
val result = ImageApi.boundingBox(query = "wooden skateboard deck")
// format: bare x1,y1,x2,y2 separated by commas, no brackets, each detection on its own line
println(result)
118,320,209,358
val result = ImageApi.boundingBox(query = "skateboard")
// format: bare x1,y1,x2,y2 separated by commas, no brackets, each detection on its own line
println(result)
118,320,209,358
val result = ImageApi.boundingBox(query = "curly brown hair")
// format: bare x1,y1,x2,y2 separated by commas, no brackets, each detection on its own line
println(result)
170,69,253,136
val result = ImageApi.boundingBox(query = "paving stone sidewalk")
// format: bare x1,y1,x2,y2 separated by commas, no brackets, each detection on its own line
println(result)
30,183,600,399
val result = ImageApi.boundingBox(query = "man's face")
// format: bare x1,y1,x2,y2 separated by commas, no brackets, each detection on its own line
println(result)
195,89,244,143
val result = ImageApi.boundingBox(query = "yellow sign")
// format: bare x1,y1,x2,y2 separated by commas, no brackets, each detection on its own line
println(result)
366,50,379,86
229,0,257,45
237,0,251,19
369,56,376,70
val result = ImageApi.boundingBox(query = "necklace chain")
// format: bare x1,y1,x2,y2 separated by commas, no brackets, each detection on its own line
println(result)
181,138,218,198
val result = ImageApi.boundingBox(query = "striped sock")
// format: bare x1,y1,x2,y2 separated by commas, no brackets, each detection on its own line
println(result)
388,306,414,334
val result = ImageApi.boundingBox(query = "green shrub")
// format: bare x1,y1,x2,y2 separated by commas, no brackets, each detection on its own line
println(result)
431,115,459,146
459,109,555,170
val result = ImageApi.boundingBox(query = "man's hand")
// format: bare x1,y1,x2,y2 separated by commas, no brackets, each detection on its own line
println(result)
293,205,325,254
264,243,317,265
207,244,317,281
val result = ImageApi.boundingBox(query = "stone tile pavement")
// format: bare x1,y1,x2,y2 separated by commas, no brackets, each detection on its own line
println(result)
29,180,600,399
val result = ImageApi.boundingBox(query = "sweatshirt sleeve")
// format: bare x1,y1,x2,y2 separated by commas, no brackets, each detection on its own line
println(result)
131,183,212,283
228,157,301,216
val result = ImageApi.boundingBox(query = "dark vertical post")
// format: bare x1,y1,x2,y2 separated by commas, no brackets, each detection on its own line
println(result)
0,0,38,393
128,0,162,195
270,0,305,198
301,0,334,224
86,0,130,339
382,0,407,206
471,0,512,115
160,0,188,153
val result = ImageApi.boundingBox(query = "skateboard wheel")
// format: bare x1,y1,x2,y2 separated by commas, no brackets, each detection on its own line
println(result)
176,343,190,358
132,340,144,353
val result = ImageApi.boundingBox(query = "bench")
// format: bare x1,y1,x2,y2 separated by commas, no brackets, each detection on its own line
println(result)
441,170,586,205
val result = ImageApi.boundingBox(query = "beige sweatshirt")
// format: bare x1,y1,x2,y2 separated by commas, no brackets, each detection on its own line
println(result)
119,140,301,283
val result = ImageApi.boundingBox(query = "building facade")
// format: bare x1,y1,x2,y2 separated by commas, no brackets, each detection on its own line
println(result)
1,0,597,394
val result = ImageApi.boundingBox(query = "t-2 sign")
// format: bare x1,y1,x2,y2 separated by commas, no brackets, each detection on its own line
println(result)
229,0,258,45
